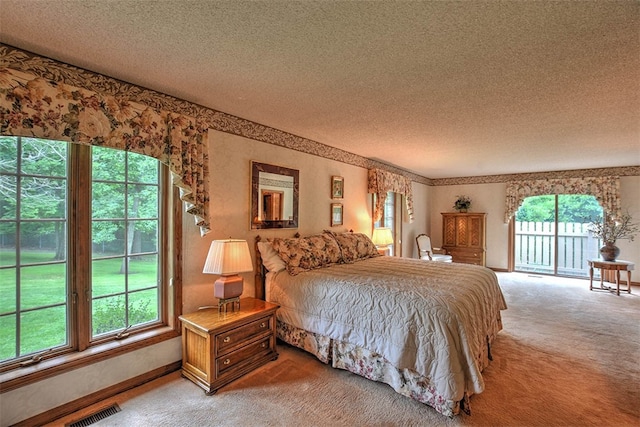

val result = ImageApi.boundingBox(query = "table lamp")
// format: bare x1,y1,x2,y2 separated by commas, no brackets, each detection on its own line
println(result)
203,239,253,310
372,227,393,255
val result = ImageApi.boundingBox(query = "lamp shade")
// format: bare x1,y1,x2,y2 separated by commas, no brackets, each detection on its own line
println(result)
371,227,393,246
203,239,254,276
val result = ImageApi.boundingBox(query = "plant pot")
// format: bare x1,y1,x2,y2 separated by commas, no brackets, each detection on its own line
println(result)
600,243,620,262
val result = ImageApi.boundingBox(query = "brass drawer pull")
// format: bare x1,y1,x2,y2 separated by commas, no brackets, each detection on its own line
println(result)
261,342,267,348
260,322,266,328
223,358,230,365
223,336,230,343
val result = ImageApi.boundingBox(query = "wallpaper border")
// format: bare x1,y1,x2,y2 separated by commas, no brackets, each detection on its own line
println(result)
1,44,637,187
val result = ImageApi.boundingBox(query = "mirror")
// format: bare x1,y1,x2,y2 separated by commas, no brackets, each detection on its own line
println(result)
251,161,299,229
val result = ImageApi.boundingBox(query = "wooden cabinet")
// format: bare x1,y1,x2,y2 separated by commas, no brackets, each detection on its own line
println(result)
441,212,486,266
179,297,279,394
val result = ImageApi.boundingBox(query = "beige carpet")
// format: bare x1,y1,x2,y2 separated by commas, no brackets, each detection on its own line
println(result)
54,272,640,427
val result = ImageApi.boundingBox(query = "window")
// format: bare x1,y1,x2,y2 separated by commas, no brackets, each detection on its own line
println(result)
373,192,402,256
0,136,175,373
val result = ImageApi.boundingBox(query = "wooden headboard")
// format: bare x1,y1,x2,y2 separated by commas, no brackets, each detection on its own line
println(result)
254,233,300,300
253,230,353,300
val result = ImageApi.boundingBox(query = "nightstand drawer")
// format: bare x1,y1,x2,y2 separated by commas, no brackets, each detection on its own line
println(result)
216,336,273,375
216,315,273,353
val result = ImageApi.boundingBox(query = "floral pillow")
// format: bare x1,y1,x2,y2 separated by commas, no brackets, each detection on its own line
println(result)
271,233,342,276
330,232,380,263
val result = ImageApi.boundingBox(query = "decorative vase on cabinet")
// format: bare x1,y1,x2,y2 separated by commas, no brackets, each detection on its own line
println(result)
441,212,487,266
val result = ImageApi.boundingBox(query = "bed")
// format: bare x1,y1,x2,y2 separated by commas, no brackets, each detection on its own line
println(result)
255,231,507,417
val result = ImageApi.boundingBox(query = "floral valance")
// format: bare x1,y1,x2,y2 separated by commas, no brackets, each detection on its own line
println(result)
504,176,621,223
0,67,211,235
368,168,414,223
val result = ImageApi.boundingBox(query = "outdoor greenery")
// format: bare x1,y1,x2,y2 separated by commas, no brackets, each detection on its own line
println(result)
515,194,603,222
0,136,160,361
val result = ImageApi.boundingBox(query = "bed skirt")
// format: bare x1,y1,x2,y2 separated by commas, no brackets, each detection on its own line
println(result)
276,320,486,417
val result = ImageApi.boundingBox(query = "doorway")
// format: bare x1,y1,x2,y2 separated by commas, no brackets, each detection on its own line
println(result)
514,194,603,277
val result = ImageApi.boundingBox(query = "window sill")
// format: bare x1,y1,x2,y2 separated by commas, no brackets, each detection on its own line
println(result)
0,326,179,393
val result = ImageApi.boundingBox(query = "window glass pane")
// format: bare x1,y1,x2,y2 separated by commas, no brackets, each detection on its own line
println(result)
20,220,66,261
0,223,16,267
91,148,162,339
129,254,158,291
0,267,16,313
557,195,602,276
92,295,126,336
0,314,17,361
127,152,158,184
92,220,126,256
20,306,67,354
128,184,158,218
21,138,67,177
0,136,18,173
129,288,159,325
92,182,125,218
20,264,67,310
92,258,127,297
1,137,70,365
21,177,66,219
0,175,16,219
129,220,158,254
92,147,125,181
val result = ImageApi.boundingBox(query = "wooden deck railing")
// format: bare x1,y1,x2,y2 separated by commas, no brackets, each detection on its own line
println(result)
515,221,601,277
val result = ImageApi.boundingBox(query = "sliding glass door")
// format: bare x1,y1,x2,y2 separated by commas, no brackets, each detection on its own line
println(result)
514,194,603,277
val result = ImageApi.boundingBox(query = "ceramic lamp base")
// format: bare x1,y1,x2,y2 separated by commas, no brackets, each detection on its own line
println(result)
213,275,244,299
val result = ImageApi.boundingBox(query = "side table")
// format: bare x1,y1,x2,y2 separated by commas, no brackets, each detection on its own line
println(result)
179,297,279,394
588,259,634,296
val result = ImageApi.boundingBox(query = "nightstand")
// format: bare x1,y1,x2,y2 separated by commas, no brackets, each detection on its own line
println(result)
179,297,279,394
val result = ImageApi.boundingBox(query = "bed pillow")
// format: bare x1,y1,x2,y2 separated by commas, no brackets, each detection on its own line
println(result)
330,231,380,263
271,233,342,275
257,241,286,272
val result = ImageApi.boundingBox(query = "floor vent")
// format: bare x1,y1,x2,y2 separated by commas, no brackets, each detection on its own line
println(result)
66,404,121,427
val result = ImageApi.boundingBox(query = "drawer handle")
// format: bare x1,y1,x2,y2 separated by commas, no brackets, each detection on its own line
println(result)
223,358,230,365
223,336,230,343
261,342,267,348
260,322,266,328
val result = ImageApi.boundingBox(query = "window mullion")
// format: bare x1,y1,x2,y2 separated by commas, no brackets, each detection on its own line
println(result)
71,145,92,351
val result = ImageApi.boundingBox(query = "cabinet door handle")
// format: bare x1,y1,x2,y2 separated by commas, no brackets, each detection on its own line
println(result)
223,336,230,343
260,322,266,328
223,358,230,365
261,342,267,348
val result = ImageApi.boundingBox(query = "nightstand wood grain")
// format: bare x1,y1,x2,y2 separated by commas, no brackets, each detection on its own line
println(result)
179,297,279,394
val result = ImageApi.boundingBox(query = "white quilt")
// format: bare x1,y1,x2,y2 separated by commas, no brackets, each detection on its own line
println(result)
267,256,507,402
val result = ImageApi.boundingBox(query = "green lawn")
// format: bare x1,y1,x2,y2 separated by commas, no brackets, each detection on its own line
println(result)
0,249,158,361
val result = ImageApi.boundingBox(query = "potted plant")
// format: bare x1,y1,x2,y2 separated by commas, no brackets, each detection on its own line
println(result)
453,195,472,212
588,212,639,261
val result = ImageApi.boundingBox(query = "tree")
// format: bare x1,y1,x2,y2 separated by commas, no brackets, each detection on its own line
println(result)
91,147,158,273
0,137,67,260
516,194,603,223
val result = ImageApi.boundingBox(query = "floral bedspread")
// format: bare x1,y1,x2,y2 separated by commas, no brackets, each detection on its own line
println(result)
267,256,507,416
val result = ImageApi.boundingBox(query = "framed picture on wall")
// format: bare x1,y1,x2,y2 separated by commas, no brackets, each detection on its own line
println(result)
331,176,344,199
331,203,343,226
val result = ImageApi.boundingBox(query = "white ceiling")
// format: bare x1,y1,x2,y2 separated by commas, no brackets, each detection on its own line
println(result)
1,1,638,179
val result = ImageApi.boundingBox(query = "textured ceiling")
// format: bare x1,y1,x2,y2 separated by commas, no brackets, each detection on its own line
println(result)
1,1,638,179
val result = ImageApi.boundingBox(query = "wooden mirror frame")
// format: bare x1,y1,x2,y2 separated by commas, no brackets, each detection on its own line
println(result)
251,161,299,229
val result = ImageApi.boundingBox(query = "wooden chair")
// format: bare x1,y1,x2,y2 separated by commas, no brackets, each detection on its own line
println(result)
416,234,453,262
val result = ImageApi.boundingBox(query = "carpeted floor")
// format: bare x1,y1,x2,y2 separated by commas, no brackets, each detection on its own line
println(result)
51,272,640,427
